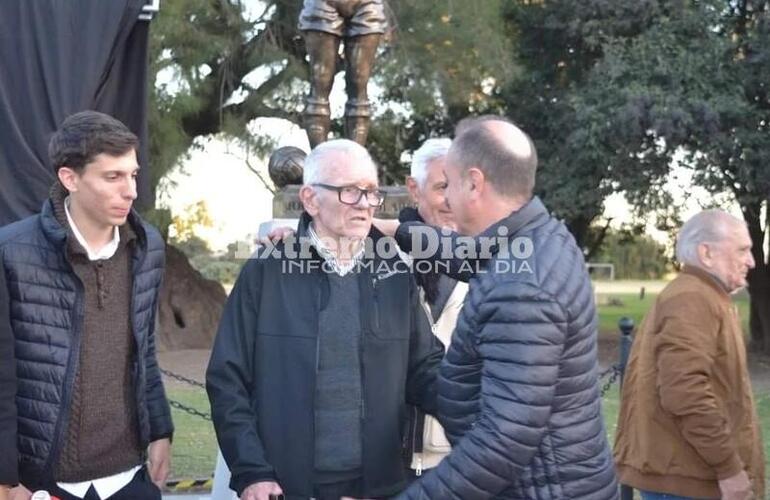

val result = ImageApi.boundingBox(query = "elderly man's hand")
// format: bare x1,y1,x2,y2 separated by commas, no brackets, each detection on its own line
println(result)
240,481,283,500
719,470,753,500
7,485,31,500
258,227,295,246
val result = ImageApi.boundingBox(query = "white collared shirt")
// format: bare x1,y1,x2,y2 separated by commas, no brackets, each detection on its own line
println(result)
64,197,120,261
57,465,142,499
307,223,365,276
61,197,137,497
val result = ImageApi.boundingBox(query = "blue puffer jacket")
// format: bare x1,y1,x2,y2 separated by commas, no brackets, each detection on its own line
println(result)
0,197,173,489
396,197,618,500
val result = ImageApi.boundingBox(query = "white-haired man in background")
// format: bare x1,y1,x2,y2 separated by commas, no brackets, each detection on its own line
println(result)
615,210,765,500
400,139,469,477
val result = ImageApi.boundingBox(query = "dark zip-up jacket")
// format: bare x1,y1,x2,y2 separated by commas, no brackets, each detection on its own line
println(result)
206,213,444,497
0,198,173,489
395,197,619,500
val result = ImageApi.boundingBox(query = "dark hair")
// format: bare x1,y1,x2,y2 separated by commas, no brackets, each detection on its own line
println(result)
48,110,138,174
451,116,537,198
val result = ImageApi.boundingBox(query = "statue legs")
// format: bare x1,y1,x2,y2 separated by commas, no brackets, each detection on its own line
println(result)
303,30,340,148
344,33,381,145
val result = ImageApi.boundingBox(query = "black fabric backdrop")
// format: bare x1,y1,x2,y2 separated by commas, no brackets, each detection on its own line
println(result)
0,0,153,227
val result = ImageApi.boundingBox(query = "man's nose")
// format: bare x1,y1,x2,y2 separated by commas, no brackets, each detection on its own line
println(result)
124,177,138,200
354,192,370,208
747,251,756,269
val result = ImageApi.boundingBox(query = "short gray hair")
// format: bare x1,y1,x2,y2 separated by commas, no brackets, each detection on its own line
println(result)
450,117,537,198
410,138,451,187
675,210,744,265
303,139,376,185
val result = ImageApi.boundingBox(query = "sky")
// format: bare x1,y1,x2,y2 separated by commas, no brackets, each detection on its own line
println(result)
156,119,309,252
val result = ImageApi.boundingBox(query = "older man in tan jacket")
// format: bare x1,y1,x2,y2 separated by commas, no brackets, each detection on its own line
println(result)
614,210,765,500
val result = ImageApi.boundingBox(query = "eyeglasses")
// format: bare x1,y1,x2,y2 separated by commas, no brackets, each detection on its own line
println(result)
312,183,386,207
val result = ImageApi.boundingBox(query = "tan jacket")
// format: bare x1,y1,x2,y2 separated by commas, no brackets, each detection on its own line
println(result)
614,266,765,499
410,281,468,472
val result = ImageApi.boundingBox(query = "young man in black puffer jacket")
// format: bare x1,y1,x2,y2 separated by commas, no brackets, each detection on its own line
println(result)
0,111,173,499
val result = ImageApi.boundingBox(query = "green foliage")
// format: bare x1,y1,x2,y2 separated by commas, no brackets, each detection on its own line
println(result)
147,0,306,200
568,0,770,349
594,229,671,279
497,0,670,253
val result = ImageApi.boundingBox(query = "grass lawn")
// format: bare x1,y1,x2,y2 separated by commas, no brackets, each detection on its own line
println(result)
169,382,770,484
167,387,217,480
596,290,750,336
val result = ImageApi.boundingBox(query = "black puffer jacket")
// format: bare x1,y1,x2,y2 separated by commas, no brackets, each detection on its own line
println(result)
395,197,618,500
0,198,173,489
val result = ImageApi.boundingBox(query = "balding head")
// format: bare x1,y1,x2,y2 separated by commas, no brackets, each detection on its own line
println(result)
449,116,537,199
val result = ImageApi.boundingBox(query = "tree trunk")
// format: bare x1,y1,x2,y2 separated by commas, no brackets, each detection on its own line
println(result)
748,269,770,354
156,244,227,352
743,201,770,353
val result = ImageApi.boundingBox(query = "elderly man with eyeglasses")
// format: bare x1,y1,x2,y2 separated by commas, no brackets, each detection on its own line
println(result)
206,139,444,500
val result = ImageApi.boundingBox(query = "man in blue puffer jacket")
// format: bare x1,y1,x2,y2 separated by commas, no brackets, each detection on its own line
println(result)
384,116,619,499
0,111,173,499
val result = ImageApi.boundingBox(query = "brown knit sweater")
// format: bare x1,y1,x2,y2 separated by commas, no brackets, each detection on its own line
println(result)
50,185,143,482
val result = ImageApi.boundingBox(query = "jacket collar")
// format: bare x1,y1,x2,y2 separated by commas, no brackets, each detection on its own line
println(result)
477,196,549,240
680,264,732,299
294,211,390,263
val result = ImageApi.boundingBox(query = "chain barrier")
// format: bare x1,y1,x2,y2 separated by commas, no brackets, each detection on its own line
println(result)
161,368,211,421
599,364,621,398
161,368,206,389
168,398,212,421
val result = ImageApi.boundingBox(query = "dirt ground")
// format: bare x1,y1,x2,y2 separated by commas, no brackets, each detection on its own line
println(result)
158,342,770,393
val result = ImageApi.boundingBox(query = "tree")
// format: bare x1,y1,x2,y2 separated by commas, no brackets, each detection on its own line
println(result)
496,0,670,257
571,0,770,351
147,0,516,189
595,228,671,280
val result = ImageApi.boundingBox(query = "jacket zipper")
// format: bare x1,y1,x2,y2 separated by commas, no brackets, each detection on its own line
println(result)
412,405,423,476
43,271,85,478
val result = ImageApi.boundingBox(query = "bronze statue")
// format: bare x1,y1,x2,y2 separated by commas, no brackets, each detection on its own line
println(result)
299,0,387,148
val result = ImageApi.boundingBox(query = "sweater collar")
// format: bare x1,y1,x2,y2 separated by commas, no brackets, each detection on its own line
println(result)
44,182,138,257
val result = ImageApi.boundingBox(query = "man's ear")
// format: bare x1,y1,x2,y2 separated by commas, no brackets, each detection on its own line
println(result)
696,242,713,269
300,185,320,216
57,167,79,193
467,167,486,197
406,177,420,205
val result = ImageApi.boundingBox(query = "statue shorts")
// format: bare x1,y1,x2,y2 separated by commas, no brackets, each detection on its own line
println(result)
299,0,387,37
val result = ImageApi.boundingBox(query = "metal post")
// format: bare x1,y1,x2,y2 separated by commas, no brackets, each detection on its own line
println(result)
618,317,634,389
618,317,634,500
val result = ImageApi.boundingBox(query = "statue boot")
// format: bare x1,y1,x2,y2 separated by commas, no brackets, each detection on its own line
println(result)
304,98,331,148
344,99,372,146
